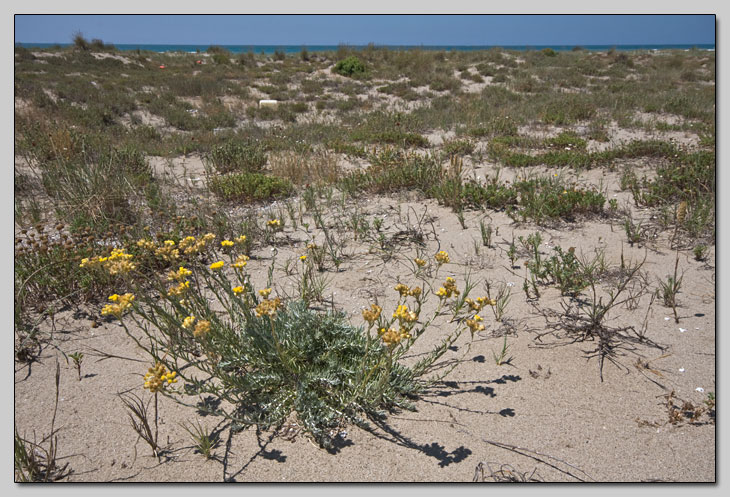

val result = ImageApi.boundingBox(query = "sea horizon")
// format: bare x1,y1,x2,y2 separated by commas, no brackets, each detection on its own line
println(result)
15,42,715,54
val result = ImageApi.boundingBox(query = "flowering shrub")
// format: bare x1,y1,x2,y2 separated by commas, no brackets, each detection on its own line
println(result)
81,240,494,448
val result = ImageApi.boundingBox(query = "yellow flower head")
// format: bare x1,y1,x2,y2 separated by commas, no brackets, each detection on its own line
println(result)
267,219,281,229
393,304,418,323
259,288,272,299
163,240,176,247
235,235,247,244
167,266,192,281
143,362,178,393
466,317,486,333
414,258,427,267
435,251,450,265
394,283,410,297
232,254,250,269
193,320,211,338
465,298,481,311
136,239,156,251
155,244,180,262
221,240,235,248
408,286,422,298
255,298,282,318
167,280,190,297
362,304,382,324
380,326,411,347
101,293,135,319
232,286,244,296
182,315,196,329
209,261,225,271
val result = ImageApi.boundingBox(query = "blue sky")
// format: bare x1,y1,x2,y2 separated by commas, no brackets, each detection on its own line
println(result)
14,14,715,46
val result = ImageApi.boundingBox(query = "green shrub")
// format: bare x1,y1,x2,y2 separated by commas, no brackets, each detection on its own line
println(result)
209,172,293,202
442,139,476,157
212,53,230,65
206,140,268,174
334,56,366,77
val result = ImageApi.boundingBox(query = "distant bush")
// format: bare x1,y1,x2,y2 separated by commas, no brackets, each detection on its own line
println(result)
90,38,115,51
212,53,230,65
541,47,557,57
209,172,293,202
206,140,268,174
72,31,89,51
334,56,367,77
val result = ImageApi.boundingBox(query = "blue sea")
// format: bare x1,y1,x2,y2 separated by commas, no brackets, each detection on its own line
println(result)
15,42,715,54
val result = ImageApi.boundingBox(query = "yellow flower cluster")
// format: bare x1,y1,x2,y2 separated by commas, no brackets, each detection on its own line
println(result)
255,297,282,318
436,277,460,299
167,266,192,282
235,235,247,245
378,326,411,347
267,219,281,229
221,239,234,248
155,240,180,262
182,315,196,329
465,314,485,333
80,248,136,275
362,304,382,324
167,280,190,297
232,286,244,295
394,283,422,299
414,258,427,267
179,233,215,255
136,238,156,251
143,362,177,393
393,304,418,324
232,254,249,269
101,293,135,318
193,320,211,338
209,261,225,271
465,296,497,312
394,283,409,296
435,250,450,265
259,288,272,299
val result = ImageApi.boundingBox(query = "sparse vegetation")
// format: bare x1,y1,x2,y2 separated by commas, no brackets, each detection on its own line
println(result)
14,42,715,482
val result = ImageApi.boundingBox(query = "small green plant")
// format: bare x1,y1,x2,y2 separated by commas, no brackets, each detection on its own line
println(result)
69,351,84,381
492,336,513,366
479,219,493,248
485,280,511,322
456,210,467,229
623,217,645,247
507,235,517,268
181,420,220,460
658,253,683,323
693,244,708,262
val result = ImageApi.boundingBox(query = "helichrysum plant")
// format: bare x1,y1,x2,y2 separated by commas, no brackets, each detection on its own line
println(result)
83,240,493,449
